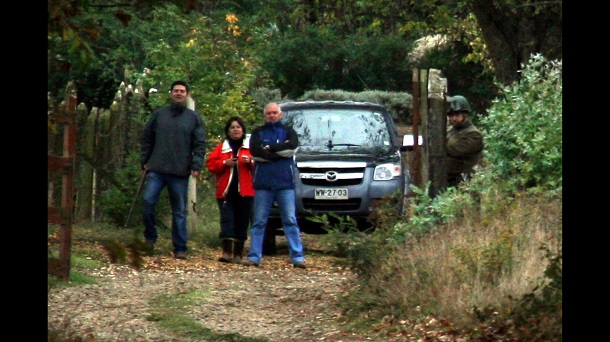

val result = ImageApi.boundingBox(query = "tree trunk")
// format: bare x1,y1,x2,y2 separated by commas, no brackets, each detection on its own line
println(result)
471,0,562,85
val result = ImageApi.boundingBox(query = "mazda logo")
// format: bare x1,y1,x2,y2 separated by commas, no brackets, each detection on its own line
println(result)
325,171,338,182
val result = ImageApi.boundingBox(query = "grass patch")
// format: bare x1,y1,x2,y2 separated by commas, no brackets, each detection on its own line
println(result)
148,290,268,342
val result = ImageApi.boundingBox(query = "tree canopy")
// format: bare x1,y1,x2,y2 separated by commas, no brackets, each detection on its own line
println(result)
48,0,562,112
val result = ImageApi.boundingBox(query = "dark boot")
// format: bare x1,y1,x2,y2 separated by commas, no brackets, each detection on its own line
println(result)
231,240,245,264
218,238,234,263
144,240,155,256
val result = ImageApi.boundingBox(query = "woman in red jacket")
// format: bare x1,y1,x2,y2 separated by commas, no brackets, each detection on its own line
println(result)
206,116,254,263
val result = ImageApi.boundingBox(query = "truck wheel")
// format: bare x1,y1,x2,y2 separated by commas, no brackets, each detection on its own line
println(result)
262,221,278,255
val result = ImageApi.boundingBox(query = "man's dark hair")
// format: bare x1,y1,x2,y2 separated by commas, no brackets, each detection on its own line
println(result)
170,80,189,93
224,116,247,138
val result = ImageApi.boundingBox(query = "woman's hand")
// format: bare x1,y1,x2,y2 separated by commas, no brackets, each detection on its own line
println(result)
224,157,238,167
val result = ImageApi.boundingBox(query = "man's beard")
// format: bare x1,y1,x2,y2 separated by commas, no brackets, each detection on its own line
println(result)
171,100,187,107
170,101,187,114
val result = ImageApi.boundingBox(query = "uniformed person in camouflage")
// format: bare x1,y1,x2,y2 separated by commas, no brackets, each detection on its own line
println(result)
446,95,484,187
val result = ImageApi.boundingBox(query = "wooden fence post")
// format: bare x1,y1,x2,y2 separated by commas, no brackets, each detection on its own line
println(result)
418,69,430,188
186,96,198,233
410,69,422,189
48,81,78,281
75,102,92,221
426,69,448,198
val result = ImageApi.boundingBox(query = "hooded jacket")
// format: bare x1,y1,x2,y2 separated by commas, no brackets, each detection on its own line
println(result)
206,137,254,198
140,104,207,177
249,121,298,190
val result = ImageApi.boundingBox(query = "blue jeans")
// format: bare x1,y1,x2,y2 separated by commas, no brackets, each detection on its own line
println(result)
246,188,305,264
142,171,189,253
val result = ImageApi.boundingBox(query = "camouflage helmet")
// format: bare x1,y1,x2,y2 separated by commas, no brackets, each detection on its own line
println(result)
447,95,471,114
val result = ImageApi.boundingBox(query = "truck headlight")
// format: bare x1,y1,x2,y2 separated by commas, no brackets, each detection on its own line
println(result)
374,163,402,180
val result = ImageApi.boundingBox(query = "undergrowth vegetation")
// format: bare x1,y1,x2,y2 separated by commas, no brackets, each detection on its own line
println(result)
315,54,562,340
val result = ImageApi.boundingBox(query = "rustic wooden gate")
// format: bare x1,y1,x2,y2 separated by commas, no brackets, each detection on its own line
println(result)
48,82,77,281
410,68,448,197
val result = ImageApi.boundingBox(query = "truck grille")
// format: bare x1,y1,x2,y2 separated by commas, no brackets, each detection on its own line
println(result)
298,166,365,186
301,178,362,186
302,198,361,211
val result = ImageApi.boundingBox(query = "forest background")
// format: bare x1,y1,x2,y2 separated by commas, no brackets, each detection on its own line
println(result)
48,1,563,341
48,0,561,122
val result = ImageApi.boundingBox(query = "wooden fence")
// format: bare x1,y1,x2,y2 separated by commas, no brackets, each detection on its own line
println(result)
409,68,449,197
72,82,150,222
49,80,158,279
48,82,78,281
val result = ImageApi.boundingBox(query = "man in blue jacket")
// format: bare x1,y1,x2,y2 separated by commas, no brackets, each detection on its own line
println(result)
242,102,306,269
140,80,206,259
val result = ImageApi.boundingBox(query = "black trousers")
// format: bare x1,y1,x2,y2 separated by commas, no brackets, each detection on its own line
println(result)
216,195,253,241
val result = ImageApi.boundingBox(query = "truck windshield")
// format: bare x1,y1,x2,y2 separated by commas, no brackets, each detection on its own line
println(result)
282,108,392,152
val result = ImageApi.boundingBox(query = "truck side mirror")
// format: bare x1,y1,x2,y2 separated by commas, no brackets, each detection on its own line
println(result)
401,134,423,152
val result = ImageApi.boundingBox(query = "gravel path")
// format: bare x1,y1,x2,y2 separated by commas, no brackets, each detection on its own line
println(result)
48,236,388,341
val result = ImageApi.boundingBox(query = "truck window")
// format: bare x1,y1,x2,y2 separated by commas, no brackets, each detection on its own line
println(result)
282,109,392,152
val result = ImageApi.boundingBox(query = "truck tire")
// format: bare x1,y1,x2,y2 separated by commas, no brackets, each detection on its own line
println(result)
262,219,279,255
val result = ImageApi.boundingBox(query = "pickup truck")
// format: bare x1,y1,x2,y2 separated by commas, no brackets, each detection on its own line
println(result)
262,100,412,254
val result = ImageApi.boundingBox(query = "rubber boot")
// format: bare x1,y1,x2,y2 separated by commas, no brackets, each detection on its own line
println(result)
218,238,234,263
231,240,245,264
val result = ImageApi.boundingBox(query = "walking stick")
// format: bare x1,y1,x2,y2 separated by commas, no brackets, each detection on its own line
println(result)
124,169,147,228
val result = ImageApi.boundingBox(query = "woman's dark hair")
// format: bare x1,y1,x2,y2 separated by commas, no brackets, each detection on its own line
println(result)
224,116,247,138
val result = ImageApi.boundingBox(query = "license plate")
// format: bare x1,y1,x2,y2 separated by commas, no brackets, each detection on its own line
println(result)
314,188,348,200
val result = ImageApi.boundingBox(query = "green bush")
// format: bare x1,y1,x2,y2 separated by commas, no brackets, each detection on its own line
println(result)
257,27,413,101
479,54,562,192
97,152,170,228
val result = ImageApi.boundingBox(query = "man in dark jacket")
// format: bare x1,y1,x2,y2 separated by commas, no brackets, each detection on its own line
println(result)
242,102,306,269
140,80,206,259
446,95,484,187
